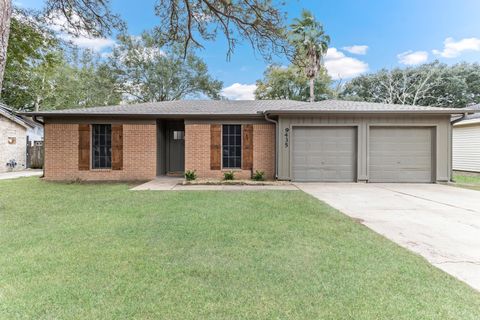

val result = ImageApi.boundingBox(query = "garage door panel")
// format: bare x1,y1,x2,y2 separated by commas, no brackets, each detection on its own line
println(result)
369,127,433,183
292,127,357,182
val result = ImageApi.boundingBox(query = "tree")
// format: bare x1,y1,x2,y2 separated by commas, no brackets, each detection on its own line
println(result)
108,32,222,102
255,64,331,101
289,10,330,102
342,62,480,108
2,17,121,111
154,0,288,59
0,1,289,94
0,0,12,92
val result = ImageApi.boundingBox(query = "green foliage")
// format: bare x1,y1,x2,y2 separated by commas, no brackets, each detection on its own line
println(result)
223,171,235,180
1,17,121,111
184,170,197,181
255,64,331,101
107,32,222,103
252,170,265,181
342,61,480,108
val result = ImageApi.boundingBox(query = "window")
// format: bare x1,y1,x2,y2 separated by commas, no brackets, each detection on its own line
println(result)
173,130,185,140
222,124,241,168
92,124,112,169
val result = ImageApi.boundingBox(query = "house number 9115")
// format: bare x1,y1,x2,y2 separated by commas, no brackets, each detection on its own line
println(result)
284,128,289,148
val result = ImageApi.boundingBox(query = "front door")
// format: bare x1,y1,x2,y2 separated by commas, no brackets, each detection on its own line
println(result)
166,122,185,173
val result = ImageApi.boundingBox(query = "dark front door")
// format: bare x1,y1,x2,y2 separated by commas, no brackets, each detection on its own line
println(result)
166,121,185,173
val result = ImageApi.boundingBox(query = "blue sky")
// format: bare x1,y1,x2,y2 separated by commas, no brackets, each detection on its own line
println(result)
20,0,480,99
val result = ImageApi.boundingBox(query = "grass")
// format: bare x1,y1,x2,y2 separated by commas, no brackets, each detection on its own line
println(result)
1,178,480,319
453,174,480,191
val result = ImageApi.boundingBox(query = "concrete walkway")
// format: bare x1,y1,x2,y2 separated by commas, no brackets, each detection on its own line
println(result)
0,169,43,180
131,177,298,191
295,182,480,291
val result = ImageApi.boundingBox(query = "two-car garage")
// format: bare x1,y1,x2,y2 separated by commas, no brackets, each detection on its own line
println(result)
290,125,435,183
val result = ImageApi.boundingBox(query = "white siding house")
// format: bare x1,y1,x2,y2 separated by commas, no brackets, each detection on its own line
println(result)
453,105,480,173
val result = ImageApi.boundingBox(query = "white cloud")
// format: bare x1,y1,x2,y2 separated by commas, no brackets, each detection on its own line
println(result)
60,34,115,51
433,37,480,58
397,50,428,65
342,45,368,55
324,48,368,80
47,10,115,52
221,83,257,100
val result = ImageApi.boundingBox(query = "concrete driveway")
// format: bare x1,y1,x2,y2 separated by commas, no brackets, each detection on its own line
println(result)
295,183,480,291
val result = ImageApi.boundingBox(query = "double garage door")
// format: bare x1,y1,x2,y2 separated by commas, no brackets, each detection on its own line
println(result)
292,126,434,182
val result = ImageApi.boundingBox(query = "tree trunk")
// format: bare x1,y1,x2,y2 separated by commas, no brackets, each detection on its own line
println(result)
0,0,12,96
309,77,314,102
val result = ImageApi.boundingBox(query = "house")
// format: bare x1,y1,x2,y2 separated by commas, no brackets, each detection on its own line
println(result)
0,104,44,172
24,100,473,182
453,104,480,173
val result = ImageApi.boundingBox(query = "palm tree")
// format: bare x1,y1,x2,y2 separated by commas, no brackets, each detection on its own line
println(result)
289,10,330,102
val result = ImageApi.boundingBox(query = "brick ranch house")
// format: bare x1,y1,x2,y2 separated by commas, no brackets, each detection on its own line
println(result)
25,100,474,183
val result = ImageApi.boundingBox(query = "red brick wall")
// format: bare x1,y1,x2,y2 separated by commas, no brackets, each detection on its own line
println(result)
185,123,275,180
44,123,157,181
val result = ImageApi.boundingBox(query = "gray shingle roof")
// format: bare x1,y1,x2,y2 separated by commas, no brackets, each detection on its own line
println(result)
23,99,473,117
463,104,480,120
267,99,472,113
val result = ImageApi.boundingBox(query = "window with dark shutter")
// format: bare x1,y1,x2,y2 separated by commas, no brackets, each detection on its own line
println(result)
222,124,242,169
92,124,112,169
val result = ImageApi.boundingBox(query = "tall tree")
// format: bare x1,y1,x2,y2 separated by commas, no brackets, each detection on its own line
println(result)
342,62,480,108
0,1,289,94
289,10,330,102
2,17,121,111
0,0,12,92
108,32,222,102
255,64,331,101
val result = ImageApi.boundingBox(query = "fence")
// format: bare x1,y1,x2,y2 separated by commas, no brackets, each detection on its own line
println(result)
27,141,44,169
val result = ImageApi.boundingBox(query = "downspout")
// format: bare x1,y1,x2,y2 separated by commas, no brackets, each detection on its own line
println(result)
450,113,468,182
264,112,279,179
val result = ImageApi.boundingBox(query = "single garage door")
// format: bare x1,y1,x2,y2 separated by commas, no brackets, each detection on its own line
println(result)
292,126,357,181
369,127,434,182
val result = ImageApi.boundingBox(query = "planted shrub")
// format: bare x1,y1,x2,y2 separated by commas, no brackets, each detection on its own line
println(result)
223,171,235,180
252,170,265,181
184,170,197,181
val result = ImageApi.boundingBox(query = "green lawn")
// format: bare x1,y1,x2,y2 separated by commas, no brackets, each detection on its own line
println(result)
453,174,480,191
1,178,480,319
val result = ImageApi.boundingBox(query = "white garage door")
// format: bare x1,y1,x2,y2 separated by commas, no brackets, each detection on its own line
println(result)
292,127,357,182
369,127,434,183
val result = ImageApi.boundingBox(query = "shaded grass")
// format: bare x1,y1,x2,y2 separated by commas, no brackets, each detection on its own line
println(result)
0,177,479,319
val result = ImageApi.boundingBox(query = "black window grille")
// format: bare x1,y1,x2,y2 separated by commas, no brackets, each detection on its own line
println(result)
92,124,112,169
222,124,241,168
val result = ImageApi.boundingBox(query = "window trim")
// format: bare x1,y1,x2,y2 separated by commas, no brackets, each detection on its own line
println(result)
221,124,242,169
91,124,112,170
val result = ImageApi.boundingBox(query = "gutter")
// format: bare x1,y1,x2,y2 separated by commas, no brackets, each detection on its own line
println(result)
451,112,468,125
263,112,279,179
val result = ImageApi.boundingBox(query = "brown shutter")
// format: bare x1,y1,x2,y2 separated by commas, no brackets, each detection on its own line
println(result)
112,124,123,170
78,124,90,170
242,124,254,170
210,124,221,170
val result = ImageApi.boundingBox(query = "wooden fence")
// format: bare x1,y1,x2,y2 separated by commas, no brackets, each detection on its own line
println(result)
27,141,44,169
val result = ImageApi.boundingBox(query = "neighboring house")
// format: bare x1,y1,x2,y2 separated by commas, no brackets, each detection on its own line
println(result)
453,104,480,173
0,104,44,172
24,100,473,182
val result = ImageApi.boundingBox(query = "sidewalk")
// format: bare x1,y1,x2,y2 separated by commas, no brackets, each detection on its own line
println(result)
0,169,43,180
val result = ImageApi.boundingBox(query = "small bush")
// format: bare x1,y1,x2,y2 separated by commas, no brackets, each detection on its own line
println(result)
252,170,265,181
184,170,197,181
223,171,235,180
